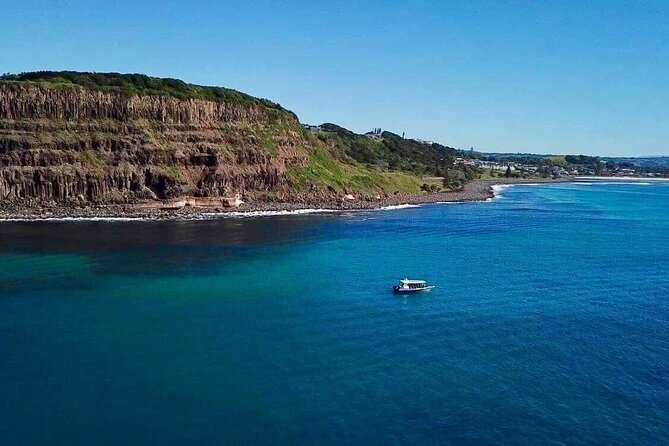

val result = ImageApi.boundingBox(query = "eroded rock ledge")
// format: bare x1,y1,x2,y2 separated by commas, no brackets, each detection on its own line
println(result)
0,82,310,205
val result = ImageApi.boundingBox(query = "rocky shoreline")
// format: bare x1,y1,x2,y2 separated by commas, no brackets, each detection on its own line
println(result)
0,178,566,220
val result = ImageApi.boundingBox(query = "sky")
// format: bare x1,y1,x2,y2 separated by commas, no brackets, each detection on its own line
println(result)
1,0,668,156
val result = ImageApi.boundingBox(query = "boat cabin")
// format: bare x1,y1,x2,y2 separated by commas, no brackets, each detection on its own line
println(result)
400,279,426,289
393,278,435,293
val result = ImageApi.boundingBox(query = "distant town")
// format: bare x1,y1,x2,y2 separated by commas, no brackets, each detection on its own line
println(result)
452,155,663,178
302,123,669,179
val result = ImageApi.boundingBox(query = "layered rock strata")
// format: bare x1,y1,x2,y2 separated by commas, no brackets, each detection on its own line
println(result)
0,82,309,205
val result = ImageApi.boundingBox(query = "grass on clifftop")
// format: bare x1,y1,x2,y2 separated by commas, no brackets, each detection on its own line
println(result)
0,71,288,113
289,145,424,194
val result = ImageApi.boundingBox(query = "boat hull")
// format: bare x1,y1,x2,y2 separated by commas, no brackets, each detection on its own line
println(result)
393,285,435,293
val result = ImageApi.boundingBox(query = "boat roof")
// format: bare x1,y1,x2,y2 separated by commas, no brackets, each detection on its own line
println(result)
400,279,426,284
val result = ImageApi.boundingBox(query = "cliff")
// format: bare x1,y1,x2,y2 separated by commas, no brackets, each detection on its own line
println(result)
0,78,311,205
0,72,454,209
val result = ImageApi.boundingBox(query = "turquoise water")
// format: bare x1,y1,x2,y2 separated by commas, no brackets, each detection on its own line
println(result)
1,182,668,445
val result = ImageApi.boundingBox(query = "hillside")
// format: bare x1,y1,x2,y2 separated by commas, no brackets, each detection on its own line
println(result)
315,123,458,175
0,71,455,208
605,156,669,171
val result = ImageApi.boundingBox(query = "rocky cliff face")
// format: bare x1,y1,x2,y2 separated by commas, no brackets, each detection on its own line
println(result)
0,82,310,205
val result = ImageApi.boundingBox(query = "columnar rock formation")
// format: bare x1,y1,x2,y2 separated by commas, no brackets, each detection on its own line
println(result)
0,82,310,205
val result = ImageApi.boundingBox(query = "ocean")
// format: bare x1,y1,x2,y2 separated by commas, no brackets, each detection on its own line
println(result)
1,182,668,445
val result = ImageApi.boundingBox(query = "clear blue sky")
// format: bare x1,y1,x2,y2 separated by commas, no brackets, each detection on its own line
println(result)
2,0,668,156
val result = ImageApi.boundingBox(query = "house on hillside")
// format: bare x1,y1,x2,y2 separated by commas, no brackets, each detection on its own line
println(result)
365,127,383,140
302,124,323,132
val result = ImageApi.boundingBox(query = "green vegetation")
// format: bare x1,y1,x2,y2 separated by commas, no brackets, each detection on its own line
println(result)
53,129,81,143
316,123,459,176
564,155,599,165
257,132,278,155
80,150,103,167
0,71,288,113
160,165,183,181
288,144,425,194
292,123,487,193
1,71,496,197
291,123,492,193
134,120,172,150
548,155,566,166
442,165,478,190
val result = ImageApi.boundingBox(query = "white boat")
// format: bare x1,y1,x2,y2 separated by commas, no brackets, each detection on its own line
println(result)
393,278,435,293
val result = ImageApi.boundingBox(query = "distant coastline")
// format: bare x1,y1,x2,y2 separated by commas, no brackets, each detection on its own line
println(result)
3,176,665,221
0,177,566,221
2,72,667,222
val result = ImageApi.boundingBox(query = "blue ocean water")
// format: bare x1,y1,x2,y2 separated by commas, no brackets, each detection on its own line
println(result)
0,182,668,445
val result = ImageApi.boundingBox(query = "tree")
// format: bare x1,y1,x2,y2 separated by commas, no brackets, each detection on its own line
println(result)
505,166,512,178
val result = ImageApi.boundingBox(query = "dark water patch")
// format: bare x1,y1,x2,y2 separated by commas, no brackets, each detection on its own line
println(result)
0,216,340,254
